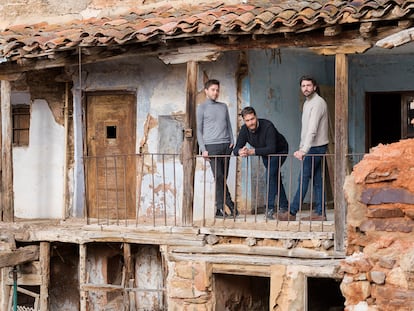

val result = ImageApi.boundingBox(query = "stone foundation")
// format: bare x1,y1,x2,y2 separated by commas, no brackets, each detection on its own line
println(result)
341,139,414,311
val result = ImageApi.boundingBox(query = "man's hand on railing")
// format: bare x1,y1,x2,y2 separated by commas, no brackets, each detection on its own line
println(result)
238,146,255,157
202,150,209,159
294,150,305,161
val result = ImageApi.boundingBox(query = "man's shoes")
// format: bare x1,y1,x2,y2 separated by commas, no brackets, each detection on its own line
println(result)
215,209,228,218
227,202,239,217
266,209,275,220
301,212,327,221
275,211,296,221
229,208,239,217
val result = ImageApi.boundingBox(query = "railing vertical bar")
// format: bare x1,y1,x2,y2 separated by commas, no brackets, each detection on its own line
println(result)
173,154,177,227
104,156,109,226
162,154,167,226
223,154,227,220
254,156,260,223
309,155,315,231
94,157,99,225
151,154,156,227
203,156,207,227
298,157,303,231
114,156,120,226
136,154,144,227
275,154,282,230
123,155,127,227
265,154,270,222
243,156,249,222
321,154,327,231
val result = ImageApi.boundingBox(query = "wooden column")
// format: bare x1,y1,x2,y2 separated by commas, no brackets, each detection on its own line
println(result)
0,268,9,311
1,80,13,221
79,244,87,311
39,242,50,311
123,243,134,310
182,61,198,225
334,54,348,253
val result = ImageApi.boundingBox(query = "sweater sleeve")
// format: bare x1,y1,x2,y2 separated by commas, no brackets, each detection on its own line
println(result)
225,107,234,145
196,105,206,153
233,126,248,155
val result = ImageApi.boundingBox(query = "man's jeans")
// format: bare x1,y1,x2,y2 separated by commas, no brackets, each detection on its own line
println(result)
205,143,234,211
262,154,289,212
290,145,328,216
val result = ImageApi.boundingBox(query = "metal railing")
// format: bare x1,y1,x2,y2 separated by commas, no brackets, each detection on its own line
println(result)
83,152,365,231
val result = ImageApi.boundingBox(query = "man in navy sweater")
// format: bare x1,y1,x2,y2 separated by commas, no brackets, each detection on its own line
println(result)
233,107,289,220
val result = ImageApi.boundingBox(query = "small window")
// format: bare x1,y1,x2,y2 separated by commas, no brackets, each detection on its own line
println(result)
106,125,117,139
12,104,30,146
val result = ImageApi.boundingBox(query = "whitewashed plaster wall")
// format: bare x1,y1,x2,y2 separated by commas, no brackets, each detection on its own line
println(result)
13,94,65,219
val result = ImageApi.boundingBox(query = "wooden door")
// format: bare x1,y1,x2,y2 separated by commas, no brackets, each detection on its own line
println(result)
86,93,136,219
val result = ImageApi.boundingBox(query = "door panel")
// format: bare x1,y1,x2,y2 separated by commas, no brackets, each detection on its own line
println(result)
86,93,136,219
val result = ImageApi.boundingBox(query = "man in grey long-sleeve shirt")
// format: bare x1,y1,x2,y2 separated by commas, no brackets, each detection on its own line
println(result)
196,79,238,218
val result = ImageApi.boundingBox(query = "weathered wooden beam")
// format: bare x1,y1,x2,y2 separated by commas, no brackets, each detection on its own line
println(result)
360,22,376,38
0,27,391,75
0,245,39,268
39,242,50,311
171,245,335,259
1,80,14,222
324,25,342,37
123,243,133,310
158,44,222,64
79,244,87,311
310,44,371,55
334,54,348,253
376,26,414,49
168,252,344,269
182,61,198,225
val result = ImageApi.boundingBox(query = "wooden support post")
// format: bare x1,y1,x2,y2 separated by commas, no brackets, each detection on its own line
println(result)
123,243,134,311
182,61,198,225
0,268,10,311
79,244,87,311
1,80,14,221
334,54,348,253
39,242,50,311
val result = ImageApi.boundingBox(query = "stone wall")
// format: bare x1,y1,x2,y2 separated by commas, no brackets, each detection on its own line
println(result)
341,139,414,311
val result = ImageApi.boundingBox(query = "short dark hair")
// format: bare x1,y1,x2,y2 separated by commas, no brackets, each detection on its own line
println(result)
299,75,318,87
240,106,256,118
204,79,220,89
299,75,320,95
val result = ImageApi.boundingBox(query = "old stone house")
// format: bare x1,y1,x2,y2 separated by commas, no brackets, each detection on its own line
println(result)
0,0,413,310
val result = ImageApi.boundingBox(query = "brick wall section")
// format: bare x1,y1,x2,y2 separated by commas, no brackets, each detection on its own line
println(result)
341,139,414,311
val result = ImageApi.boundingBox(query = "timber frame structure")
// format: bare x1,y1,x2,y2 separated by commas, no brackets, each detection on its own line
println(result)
0,0,414,310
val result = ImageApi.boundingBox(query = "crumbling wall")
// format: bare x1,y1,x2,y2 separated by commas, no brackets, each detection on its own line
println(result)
341,139,414,311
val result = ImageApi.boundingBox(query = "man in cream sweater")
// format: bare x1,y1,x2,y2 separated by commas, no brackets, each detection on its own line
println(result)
277,75,329,221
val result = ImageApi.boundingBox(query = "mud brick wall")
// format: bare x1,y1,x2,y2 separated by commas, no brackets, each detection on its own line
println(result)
341,139,414,311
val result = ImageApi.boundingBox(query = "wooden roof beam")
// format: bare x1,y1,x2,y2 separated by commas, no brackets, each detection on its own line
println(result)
360,22,376,38
324,25,342,37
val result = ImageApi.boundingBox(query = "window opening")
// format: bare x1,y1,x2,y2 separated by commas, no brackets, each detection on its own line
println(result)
307,277,344,311
214,273,270,310
12,105,30,146
106,125,117,139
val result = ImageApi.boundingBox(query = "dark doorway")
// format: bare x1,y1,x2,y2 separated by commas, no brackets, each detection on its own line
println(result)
366,93,401,150
308,277,344,311
214,273,270,311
